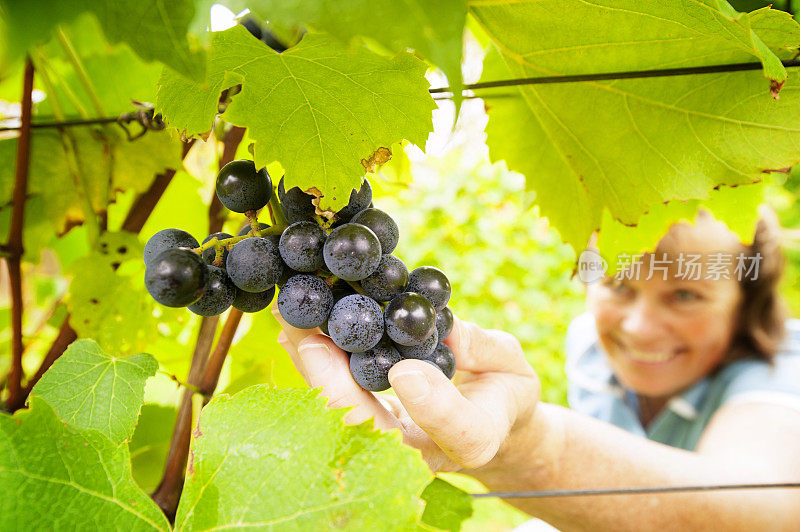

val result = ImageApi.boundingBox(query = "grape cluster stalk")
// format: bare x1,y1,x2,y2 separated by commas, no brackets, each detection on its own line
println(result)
143,159,456,391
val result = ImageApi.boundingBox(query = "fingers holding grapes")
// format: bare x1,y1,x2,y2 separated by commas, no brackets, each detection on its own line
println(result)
387,329,540,469
274,308,401,430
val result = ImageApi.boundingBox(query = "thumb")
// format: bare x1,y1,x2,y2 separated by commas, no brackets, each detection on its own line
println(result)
388,359,500,468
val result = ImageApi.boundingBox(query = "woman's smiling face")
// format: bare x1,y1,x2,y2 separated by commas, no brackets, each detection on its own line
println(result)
588,217,745,398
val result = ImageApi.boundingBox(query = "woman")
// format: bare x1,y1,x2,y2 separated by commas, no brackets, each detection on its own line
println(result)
274,209,800,530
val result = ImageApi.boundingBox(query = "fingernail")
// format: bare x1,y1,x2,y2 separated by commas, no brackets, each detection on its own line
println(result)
391,371,430,404
298,343,331,379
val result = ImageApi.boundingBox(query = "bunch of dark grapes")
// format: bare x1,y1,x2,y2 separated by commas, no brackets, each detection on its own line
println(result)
144,159,456,392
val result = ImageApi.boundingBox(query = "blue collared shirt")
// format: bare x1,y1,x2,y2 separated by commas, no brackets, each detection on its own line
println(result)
565,313,800,450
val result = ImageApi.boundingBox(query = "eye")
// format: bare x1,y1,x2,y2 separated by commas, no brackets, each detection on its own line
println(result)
673,289,700,302
603,278,633,295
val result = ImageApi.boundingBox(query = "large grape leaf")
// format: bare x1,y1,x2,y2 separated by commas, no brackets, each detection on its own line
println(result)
195,0,467,101
156,26,435,211
66,232,166,354
474,1,800,253
174,385,432,530
30,339,157,444
0,0,203,80
0,397,170,531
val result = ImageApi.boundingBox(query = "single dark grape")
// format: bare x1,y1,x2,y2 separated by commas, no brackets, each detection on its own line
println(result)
351,208,399,254
360,254,408,302
406,266,451,310
188,266,236,316
278,177,317,224
334,179,372,225
143,228,199,266
349,343,401,392
320,282,358,335
435,306,454,341
427,342,456,379
276,274,333,329
327,295,384,353
216,159,272,213
226,237,283,292
384,292,436,346
201,232,232,265
232,286,276,313
145,248,208,307
323,223,381,281
237,222,270,237
397,328,437,359
279,221,326,272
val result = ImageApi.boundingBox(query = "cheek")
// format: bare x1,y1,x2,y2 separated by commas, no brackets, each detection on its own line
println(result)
679,306,738,357
588,290,624,333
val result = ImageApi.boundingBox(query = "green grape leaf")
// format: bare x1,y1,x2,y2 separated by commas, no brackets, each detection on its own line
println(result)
30,338,157,444
66,233,162,354
174,385,431,530
420,478,474,532
157,26,435,211
475,2,800,253
199,0,466,102
0,0,203,80
0,397,170,531
597,182,765,272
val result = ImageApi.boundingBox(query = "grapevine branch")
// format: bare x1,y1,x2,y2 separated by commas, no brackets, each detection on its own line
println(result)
151,314,219,519
198,309,244,400
4,57,34,412
151,125,245,521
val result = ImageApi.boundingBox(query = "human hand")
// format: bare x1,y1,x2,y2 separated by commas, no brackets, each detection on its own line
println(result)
273,304,540,472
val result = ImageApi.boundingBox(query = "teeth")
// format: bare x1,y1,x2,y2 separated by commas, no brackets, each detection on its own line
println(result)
626,349,677,363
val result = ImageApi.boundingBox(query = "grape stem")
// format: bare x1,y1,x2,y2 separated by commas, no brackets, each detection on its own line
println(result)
198,309,244,400
158,370,201,394
321,274,340,287
346,280,366,295
191,224,288,255
245,209,260,234
269,185,289,227
212,247,224,267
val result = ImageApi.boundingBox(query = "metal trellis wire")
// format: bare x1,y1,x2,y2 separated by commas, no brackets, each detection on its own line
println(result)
471,482,800,499
4,58,800,131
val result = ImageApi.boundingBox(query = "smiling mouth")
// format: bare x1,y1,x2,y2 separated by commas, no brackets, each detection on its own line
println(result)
613,340,686,364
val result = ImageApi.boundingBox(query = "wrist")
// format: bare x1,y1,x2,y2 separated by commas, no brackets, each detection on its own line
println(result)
469,403,564,491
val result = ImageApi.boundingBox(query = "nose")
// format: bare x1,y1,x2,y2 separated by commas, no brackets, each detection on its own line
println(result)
620,296,669,346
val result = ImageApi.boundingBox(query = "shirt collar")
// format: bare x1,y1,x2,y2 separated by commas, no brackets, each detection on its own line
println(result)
569,339,711,420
